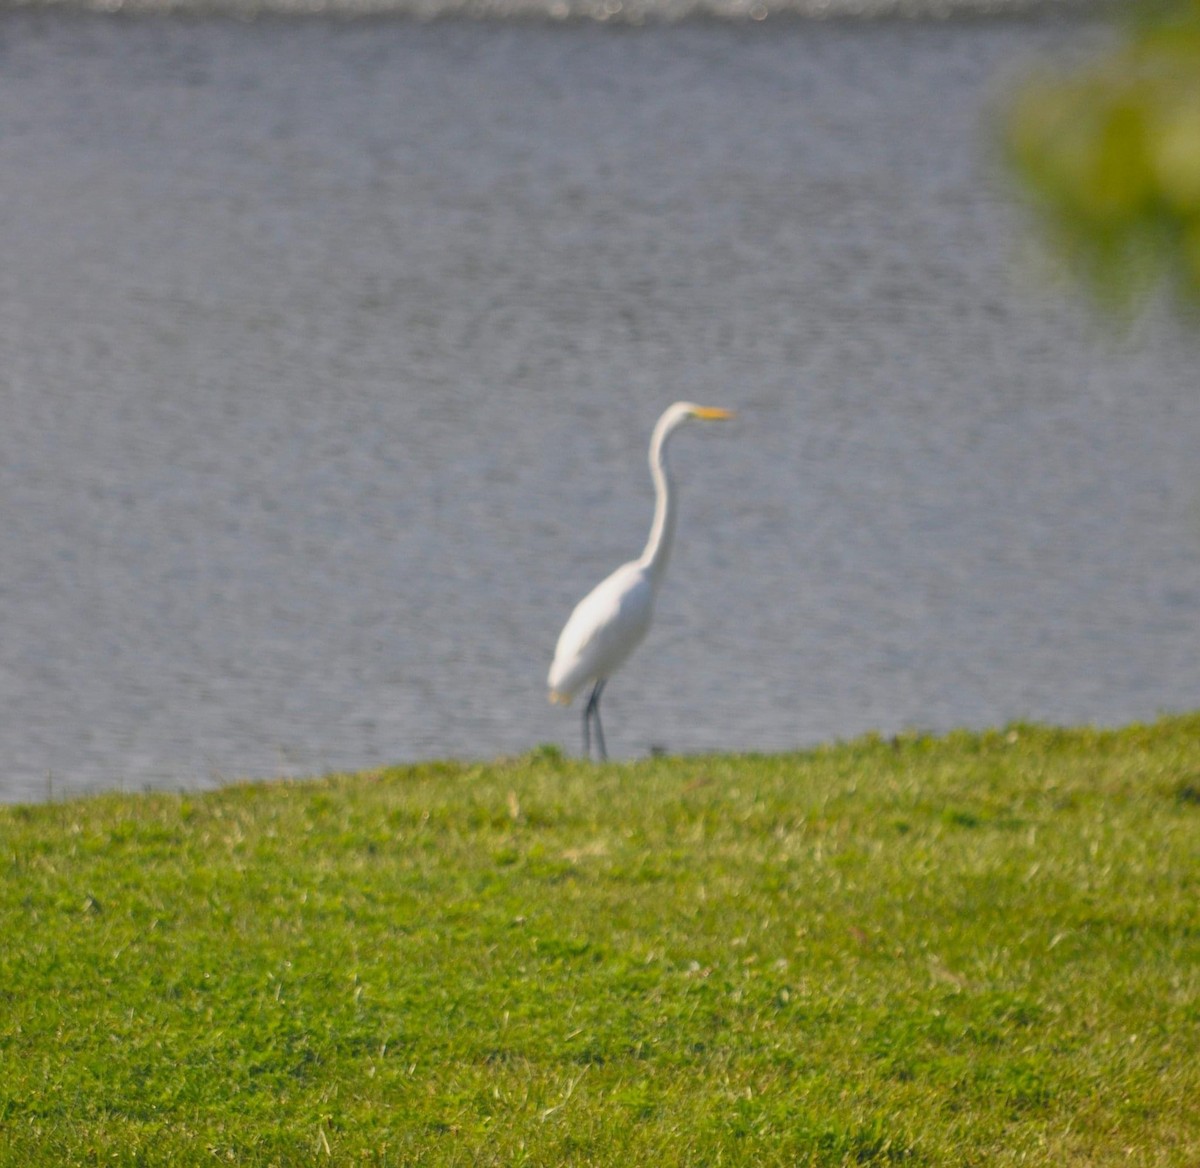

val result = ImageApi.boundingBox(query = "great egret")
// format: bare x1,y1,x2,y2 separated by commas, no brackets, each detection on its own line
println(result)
547,401,734,760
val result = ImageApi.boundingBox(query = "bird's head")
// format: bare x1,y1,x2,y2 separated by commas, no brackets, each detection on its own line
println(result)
653,401,735,451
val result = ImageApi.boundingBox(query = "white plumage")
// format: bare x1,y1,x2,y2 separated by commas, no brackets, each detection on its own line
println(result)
548,401,734,760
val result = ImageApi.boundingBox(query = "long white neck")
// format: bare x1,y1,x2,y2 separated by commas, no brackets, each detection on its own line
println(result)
637,407,686,588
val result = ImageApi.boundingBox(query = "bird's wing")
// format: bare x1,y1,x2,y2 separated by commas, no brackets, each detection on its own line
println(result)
548,563,654,700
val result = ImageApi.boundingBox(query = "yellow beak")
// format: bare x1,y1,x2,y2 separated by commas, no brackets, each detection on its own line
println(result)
692,406,735,421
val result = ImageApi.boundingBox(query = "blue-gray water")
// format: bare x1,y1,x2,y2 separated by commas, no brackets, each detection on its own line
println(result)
2,9,1198,802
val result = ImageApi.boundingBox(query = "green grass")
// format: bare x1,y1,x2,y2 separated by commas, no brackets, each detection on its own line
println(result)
2,717,1199,1166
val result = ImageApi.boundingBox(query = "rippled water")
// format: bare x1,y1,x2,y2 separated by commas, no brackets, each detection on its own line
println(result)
1,0,1093,21
2,9,1198,801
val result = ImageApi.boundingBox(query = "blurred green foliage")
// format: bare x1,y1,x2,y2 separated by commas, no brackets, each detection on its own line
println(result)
1005,0,1200,310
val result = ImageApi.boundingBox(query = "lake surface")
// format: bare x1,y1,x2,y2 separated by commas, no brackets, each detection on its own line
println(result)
2,8,1198,801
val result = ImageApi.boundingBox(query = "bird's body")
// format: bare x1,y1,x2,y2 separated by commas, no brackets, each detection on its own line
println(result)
547,560,654,703
548,401,733,759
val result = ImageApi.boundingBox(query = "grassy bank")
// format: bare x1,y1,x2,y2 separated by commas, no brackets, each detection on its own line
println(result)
2,718,1199,1166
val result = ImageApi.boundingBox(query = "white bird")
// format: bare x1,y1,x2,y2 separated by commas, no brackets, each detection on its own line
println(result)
547,401,734,760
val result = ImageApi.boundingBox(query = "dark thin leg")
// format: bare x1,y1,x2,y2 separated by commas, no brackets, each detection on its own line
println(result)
593,681,607,761
583,680,608,762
